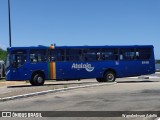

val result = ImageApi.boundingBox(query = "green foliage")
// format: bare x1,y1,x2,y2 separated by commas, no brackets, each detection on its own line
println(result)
0,48,7,61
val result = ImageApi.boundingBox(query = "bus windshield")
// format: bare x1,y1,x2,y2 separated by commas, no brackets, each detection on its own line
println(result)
5,54,10,69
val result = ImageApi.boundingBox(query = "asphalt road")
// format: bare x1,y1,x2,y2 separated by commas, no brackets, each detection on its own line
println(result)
0,74,160,120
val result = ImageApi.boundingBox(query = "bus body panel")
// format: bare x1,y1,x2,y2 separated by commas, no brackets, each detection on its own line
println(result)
55,62,103,80
6,60,155,81
117,60,155,77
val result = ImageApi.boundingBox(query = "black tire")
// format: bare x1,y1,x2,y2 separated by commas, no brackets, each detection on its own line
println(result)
30,74,45,86
29,78,36,86
103,71,116,82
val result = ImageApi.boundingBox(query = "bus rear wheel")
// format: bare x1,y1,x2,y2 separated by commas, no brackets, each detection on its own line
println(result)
30,74,45,86
103,71,116,82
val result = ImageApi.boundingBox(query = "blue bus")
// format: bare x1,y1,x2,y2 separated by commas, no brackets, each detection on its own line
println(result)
5,45,155,86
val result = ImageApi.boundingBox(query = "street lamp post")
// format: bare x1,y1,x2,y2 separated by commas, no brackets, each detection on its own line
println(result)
8,0,12,47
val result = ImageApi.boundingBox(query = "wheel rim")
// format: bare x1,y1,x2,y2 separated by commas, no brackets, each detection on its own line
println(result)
37,76,43,84
107,73,114,81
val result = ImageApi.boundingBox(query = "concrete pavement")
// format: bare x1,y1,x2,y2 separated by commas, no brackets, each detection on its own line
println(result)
0,76,160,120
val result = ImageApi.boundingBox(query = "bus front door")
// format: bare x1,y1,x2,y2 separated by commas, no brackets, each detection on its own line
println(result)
10,50,29,80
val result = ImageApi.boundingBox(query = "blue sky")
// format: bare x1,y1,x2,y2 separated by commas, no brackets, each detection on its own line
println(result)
0,0,160,59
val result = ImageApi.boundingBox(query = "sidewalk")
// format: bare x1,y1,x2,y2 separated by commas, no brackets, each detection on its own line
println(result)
0,81,27,87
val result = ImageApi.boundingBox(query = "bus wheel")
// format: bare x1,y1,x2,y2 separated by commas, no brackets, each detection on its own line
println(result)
29,79,36,86
104,71,116,82
30,74,45,86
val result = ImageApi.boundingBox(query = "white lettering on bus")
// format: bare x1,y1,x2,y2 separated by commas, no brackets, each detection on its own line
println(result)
72,63,94,72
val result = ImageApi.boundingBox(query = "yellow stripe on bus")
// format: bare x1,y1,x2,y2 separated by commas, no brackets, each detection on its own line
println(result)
49,45,56,79
50,62,56,79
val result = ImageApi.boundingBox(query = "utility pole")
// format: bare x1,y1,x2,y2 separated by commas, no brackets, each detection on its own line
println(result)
8,0,12,47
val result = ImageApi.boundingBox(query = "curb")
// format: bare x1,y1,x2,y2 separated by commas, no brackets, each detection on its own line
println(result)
0,82,116,102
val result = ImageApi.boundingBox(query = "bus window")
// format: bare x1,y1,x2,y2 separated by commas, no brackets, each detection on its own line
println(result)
66,49,83,61
120,54,123,60
10,50,26,68
49,50,56,61
49,49,65,62
83,49,101,61
97,52,101,61
30,49,47,62
136,48,151,60
101,48,118,61
120,48,135,60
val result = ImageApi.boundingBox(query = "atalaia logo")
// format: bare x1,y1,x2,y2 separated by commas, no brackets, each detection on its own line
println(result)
72,63,94,72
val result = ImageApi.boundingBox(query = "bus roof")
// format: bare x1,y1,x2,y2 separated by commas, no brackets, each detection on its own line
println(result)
7,45,154,50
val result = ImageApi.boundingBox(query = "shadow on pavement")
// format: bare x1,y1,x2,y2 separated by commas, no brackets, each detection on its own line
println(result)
7,81,97,88
117,80,159,83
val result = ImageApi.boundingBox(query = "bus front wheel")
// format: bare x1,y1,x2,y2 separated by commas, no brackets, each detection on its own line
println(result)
30,74,45,86
103,71,116,82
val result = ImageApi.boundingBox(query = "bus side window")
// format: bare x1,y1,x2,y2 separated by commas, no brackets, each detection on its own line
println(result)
58,49,65,61
49,49,56,62
101,48,118,61
136,48,151,60
66,49,83,61
30,49,47,62
49,49,65,62
136,52,140,59
97,52,101,61
120,48,135,60
83,49,100,61
120,54,123,60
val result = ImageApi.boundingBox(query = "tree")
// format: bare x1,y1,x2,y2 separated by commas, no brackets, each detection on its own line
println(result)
0,48,7,61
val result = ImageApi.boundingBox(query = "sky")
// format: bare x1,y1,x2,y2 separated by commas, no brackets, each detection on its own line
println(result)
0,0,160,59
